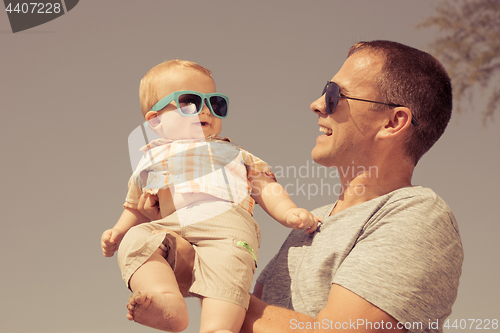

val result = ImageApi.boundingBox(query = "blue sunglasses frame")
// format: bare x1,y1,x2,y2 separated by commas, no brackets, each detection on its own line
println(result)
150,90,229,119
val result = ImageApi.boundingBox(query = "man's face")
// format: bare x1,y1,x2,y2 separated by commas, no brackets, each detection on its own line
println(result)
310,50,387,169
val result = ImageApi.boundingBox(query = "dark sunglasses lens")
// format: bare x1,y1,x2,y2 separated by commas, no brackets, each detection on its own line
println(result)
178,94,202,114
322,84,328,96
209,96,228,117
325,82,339,114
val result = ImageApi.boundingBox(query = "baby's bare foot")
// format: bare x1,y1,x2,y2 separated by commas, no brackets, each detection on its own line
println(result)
126,291,188,332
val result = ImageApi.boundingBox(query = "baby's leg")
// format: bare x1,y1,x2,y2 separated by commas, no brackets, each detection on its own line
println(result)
199,298,246,333
127,247,188,332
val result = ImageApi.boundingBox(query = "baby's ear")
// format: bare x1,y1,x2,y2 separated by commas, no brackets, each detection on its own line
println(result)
145,111,161,129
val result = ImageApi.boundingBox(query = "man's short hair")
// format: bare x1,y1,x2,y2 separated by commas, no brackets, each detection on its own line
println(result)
348,40,453,165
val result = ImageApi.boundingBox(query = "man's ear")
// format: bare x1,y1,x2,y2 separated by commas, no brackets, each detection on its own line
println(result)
145,111,161,129
378,107,412,140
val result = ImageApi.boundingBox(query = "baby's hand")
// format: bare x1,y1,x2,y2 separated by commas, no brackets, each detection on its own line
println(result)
284,208,322,234
101,228,125,257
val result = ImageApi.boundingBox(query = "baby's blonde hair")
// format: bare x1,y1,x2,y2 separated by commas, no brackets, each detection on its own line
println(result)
139,59,213,117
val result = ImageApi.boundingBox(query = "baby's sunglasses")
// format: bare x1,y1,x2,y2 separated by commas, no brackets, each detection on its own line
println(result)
322,81,419,126
150,90,229,119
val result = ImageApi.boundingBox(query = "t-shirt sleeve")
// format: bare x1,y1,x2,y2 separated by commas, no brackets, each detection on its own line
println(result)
240,149,276,182
332,194,463,332
123,171,144,209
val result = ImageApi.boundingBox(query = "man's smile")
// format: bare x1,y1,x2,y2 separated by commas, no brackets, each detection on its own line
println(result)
319,125,332,136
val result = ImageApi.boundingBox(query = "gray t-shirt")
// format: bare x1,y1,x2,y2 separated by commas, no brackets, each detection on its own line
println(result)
257,186,463,333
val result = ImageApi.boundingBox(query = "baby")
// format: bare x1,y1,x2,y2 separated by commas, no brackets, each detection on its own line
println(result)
101,59,320,333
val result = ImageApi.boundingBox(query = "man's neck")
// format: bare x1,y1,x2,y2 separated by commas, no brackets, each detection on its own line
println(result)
330,163,413,215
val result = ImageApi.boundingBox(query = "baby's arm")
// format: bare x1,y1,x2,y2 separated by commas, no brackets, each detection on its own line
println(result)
250,172,321,233
101,207,149,257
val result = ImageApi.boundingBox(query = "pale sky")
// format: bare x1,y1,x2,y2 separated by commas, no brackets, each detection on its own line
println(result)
1,1,498,332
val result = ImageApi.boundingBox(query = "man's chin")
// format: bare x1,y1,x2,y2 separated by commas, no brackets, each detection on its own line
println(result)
311,147,338,169
311,148,327,167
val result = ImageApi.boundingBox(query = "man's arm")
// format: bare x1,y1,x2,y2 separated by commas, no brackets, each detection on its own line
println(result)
242,283,406,333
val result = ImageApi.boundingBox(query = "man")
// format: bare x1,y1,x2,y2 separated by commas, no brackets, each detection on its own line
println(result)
139,40,463,333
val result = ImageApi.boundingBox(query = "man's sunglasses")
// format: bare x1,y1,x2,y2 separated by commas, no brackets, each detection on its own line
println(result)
150,90,229,119
322,81,419,126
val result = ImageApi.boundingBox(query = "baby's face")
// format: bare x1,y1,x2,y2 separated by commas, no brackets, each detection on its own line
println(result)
149,68,222,140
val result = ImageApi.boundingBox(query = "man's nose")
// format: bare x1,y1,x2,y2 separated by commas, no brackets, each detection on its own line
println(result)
310,95,327,115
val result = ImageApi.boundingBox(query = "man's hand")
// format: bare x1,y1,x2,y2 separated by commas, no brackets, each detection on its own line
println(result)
101,228,125,257
284,208,322,234
137,192,162,221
